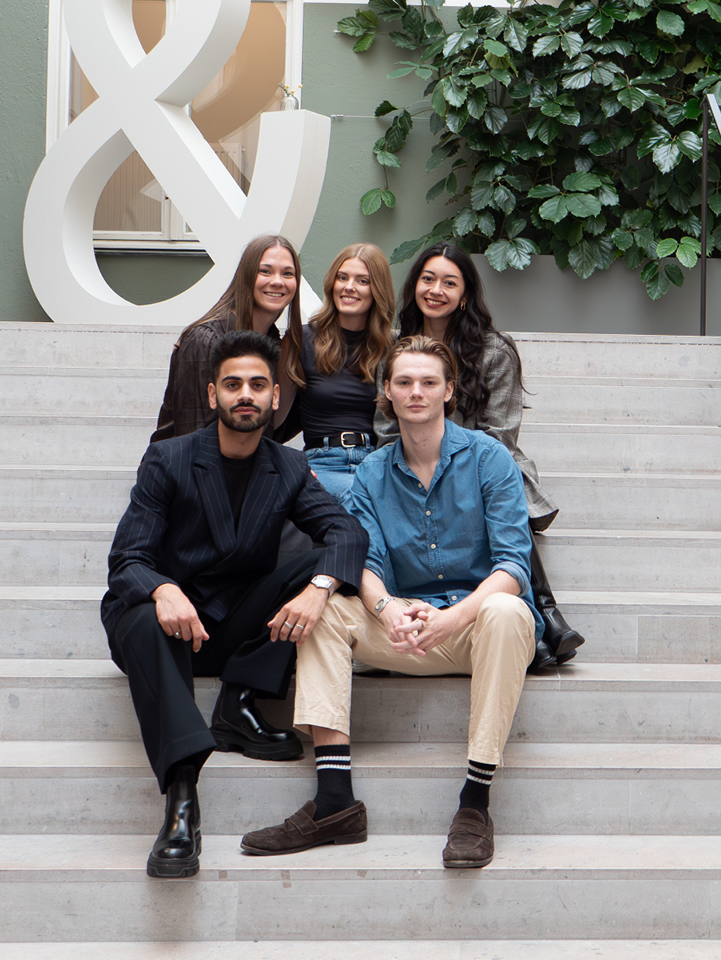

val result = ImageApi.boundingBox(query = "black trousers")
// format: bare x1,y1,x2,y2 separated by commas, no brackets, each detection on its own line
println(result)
108,551,320,792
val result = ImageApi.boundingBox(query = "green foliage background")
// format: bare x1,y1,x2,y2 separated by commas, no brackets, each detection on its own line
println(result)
337,0,721,299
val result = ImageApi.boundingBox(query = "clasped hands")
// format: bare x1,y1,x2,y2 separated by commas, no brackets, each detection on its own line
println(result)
381,600,461,656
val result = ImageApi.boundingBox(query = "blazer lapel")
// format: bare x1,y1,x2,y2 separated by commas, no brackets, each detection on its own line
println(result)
193,426,237,557
237,440,279,550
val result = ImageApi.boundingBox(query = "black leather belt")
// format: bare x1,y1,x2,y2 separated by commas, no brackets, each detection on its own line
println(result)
305,432,374,449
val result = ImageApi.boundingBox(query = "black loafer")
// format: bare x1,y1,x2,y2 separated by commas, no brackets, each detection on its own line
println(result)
147,767,201,879
211,685,303,761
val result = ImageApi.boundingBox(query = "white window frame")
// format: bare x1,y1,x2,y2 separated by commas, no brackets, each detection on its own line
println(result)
46,0,303,251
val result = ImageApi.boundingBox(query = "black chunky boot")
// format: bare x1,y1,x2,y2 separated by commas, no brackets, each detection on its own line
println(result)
530,531,585,668
211,684,303,760
147,764,201,879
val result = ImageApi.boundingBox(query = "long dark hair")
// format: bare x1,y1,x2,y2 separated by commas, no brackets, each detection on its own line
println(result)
184,235,304,387
398,242,521,422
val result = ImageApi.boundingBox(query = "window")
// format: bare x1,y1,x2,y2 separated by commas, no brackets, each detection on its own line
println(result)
47,0,300,249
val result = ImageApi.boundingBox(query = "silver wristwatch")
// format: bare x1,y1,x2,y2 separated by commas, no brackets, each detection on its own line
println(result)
311,575,335,597
374,595,396,618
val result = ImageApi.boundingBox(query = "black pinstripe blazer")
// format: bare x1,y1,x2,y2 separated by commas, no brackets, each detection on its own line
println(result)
101,424,368,637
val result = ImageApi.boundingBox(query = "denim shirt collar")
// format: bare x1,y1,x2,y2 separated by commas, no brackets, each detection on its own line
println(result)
391,419,471,494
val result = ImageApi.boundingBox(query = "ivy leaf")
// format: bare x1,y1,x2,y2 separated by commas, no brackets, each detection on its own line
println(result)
611,228,634,251
443,77,467,109
471,180,496,210
477,211,496,236
656,10,685,37
369,0,407,20
624,245,645,269
561,32,584,58
569,239,604,278
374,149,402,168
485,106,508,134
636,38,658,63
653,142,681,173
444,27,479,58
486,240,511,271
617,87,646,111
596,183,620,206
655,238,679,258
676,236,701,268
494,185,516,214
504,19,529,52
646,268,670,299
635,226,655,249
337,16,367,37
533,34,561,57
541,102,562,118
387,66,416,78
559,107,581,126
390,32,418,50
360,189,383,215
588,11,613,37
375,101,399,117
566,193,603,217
676,131,703,161
588,137,614,156
431,81,447,117
506,217,528,239
539,195,570,222
381,189,396,208
563,172,602,191
426,178,446,203
637,124,670,157
506,238,539,269
562,67,593,90
453,207,478,236
527,115,562,144
528,185,561,198
390,237,429,264
353,32,377,53
484,38,509,57
665,264,684,287
467,90,488,120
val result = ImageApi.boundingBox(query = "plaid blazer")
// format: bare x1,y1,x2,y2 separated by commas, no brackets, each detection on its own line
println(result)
101,425,368,638
373,331,558,531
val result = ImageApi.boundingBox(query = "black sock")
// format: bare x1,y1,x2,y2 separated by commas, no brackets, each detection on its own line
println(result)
312,745,355,821
458,759,496,817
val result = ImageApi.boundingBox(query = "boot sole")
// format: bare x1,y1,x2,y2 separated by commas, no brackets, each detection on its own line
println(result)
443,854,493,869
241,831,367,856
147,832,202,879
212,730,304,761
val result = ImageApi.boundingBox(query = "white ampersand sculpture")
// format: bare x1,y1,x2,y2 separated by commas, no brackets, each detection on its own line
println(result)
23,0,330,325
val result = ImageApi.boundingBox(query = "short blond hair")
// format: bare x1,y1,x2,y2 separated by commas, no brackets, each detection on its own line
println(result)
377,335,458,422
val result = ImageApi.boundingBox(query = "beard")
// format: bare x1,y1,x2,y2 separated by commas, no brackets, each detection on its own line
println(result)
216,399,273,434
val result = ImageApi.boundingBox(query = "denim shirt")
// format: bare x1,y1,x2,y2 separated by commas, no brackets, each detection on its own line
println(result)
348,419,543,638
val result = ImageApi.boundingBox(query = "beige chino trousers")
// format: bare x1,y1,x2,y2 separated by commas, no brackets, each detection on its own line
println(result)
295,591,536,766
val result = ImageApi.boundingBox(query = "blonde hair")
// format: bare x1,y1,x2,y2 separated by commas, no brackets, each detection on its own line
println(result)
377,335,458,421
310,243,395,384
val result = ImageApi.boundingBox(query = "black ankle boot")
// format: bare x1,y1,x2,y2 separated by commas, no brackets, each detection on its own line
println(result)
147,764,201,879
211,684,303,761
530,531,585,667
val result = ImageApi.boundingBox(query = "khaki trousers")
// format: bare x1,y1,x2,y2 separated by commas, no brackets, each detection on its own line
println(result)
295,592,536,766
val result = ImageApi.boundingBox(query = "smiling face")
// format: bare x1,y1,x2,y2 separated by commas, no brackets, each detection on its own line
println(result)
253,244,298,317
208,355,280,435
332,257,374,328
414,255,466,325
384,352,454,428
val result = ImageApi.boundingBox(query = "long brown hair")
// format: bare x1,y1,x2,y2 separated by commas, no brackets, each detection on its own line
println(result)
185,235,304,387
310,243,395,384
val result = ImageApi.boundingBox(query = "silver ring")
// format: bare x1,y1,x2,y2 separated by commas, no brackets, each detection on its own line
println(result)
174,631,181,638
284,621,294,629
292,623,303,630
416,620,425,632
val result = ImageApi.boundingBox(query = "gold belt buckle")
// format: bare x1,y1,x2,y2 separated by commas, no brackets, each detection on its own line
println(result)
340,432,357,447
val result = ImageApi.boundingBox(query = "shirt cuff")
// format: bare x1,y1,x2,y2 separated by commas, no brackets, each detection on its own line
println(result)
491,561,530,596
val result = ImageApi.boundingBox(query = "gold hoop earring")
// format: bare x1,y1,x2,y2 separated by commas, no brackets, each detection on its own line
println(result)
460,300,467,311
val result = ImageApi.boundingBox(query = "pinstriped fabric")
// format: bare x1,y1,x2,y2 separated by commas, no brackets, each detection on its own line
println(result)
101,424,368,639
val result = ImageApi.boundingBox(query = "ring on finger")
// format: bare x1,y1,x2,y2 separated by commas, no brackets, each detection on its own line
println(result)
174,631,182,638
416,620,425,633
284,621,294,629
292,623,304,631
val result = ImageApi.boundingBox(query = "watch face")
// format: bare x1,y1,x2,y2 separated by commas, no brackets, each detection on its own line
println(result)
313,576,332,589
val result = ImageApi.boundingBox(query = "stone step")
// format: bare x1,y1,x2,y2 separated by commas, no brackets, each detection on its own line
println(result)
3,660,721,744
3,943,719,960
4,324,719,381
2,833,721,941
515,331,721,380
2,587,720,664
0,322,181,369
3,740,721,837
4,465,720,531
0,367,167,417
2,522,718,591
0,416,154,466
523,375,721,426
520,422,721,475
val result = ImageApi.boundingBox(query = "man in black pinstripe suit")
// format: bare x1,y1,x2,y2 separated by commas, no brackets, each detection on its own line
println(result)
101,331,368,878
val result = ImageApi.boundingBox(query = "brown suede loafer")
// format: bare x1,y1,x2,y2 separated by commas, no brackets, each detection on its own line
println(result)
442,808,494,868
241,800,367,856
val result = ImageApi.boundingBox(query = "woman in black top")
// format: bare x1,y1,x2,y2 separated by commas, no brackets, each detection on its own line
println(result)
276,243,395,504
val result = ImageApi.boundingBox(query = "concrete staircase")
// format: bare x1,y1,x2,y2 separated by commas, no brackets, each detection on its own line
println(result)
1,322,720,956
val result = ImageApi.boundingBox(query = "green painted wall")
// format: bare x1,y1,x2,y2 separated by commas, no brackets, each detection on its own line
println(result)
0,0,49,321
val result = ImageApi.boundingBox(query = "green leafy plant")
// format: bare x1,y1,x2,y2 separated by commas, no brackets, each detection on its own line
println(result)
337,0,721,298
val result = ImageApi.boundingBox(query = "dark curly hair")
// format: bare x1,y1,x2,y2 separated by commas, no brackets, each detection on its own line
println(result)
398,243,522,422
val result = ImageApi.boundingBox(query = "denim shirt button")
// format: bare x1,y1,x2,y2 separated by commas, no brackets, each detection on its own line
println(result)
437,574,443,580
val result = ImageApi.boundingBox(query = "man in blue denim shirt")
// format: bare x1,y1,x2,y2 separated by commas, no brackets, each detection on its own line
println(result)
242,336,539,868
